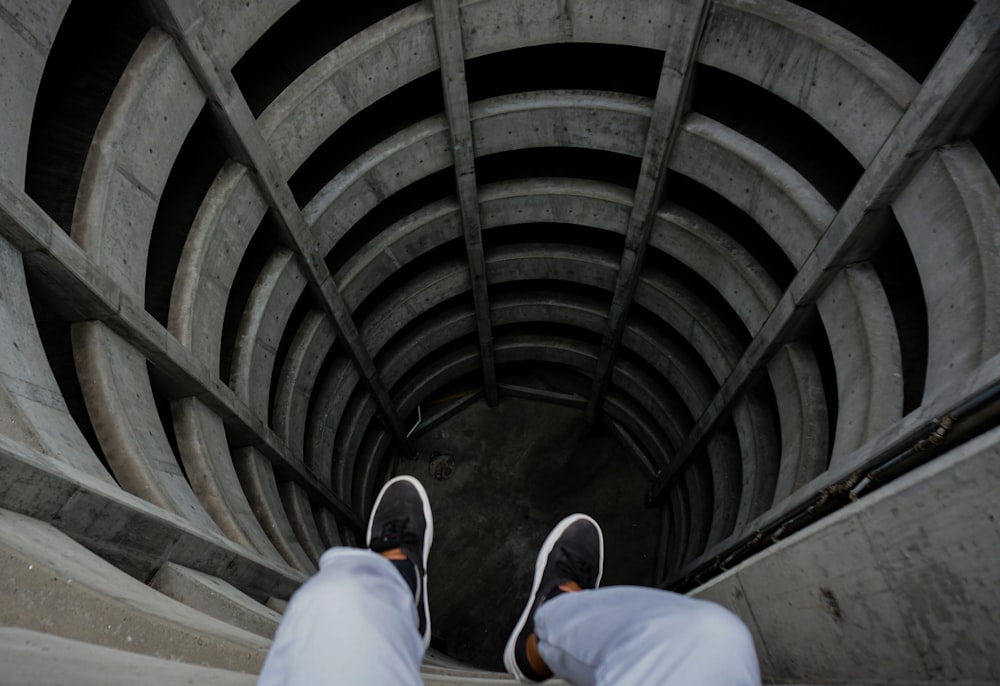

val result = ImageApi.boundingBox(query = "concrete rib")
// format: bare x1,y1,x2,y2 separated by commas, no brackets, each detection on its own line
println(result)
432,0,498,405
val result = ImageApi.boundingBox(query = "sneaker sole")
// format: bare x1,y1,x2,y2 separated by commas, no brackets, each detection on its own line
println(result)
367,475,434,649
502,513,604,680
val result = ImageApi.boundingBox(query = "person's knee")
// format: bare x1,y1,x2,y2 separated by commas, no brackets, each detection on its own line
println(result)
680,601,756,656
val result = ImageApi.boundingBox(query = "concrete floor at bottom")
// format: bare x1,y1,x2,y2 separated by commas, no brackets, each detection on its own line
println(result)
395,397,660,670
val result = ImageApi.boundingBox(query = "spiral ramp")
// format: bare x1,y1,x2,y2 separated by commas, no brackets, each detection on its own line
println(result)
0,0,999,683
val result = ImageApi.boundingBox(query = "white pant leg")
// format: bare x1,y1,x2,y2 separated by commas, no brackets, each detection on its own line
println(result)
257,548,424,686
534,586,760,686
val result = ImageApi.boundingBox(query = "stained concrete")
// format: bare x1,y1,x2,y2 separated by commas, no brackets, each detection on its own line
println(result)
693,421,1000,684
397,397,658,670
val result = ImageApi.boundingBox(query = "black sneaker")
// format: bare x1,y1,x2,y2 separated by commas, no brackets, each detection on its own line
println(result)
503,514,604,682
366,475,434,649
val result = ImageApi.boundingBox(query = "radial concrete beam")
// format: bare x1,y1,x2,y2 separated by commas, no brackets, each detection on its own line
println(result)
586,0,710,423
0,431,305,600
431,0,498,406
0,179,360,532
144,0,414,457
650,0,1000,505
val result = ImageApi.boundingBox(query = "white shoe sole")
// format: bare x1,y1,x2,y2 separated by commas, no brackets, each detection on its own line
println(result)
502,513,604,680
367,475,434,649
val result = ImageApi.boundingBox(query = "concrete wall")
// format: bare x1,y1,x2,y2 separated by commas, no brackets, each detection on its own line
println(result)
694,420,1000,684
0,0,998,681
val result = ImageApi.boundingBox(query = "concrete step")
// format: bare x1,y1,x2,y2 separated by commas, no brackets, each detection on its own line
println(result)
0,508,269,672
149,562,282,638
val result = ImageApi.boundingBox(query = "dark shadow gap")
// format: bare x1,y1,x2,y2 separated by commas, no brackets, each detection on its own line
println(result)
787,0,973,82
288,70,444,206
690,64,864,207
146,106,229,326
466,42,663,101
233,0,416,116
25,1,150,231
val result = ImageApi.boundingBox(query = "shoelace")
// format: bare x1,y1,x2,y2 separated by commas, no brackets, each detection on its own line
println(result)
554,546,596,587
376,517,419,546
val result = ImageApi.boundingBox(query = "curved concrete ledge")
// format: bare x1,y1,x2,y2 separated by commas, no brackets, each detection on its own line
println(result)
346,245,781,504
0,0,69,184
893,143,1000,400
271,310,336,459
635,270,744,382
72,321,220,532
459,0,672,57
171,396,285,562
199,0,296,69
705,428,743,547
471,90,650,158
817,266,903,462
260,3,438,177
333,390,378,505
730,391,780,530
491,292,713,420
233,446,316,574
654,203,781,332
313,507,344,549
767,342,829,501
308,115,453,256
378,305,690,455
170,164,268,373
699,0,917,165
304,357,359,485
229,248,307,418
277,480,325,564
680,465,713,566
306,91,645,260
672,113,831,268
664,487,689,572
337,197,465,309
72,30,204,301
0,240,112,482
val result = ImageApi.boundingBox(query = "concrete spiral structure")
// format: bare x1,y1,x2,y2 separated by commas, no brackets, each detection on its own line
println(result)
1,0,999,683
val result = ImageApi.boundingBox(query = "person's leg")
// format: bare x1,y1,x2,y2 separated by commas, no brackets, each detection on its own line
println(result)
503,512,760,686
503,513,605,681
258,475,433,685
534,586,761,686
257,548,424,686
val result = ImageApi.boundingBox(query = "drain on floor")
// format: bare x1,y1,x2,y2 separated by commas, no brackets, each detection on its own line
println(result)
429,452,456,480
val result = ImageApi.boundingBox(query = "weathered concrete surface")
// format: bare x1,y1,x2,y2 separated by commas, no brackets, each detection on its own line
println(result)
0,236,113,483
0,509,270,672
71,29,204,302
693,422,1000,684
0,0,69,185
0,627,258,686
72,320,222,532
698,0,917,164
0,429,304,602
234,446,317,574
149,562,282,638
893,143,1000,401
